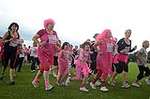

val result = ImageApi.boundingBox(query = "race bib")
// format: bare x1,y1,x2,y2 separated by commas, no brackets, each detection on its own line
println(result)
107,43,114,52
48,35,58,44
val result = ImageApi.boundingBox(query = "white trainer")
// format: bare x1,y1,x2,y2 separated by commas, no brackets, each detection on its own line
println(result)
95,81,101,86
145,78,150,85
100,86,109,92
45,85,54,91
131,82,140,88
65,77,71,86
90,82,96,89
121,82,130,88
80,87,89,92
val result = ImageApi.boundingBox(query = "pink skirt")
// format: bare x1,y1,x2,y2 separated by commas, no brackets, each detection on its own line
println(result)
96,52,113,75
116,54,128,63
75,60,91,80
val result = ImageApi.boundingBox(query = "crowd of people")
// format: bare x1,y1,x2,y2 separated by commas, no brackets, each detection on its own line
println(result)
0,18,150,92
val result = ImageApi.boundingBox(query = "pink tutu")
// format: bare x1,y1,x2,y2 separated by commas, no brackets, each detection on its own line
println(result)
75,60,91,80
117,54,128,63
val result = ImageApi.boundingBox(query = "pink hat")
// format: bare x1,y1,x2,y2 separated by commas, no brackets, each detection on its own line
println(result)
43,18,55,28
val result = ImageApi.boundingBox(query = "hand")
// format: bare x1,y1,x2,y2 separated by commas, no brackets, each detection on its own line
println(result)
4,38,13,43
39,41,47,47
133,45,137,50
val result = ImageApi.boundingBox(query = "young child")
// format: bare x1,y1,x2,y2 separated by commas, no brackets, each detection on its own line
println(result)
75,42,91,92
30,42,39,72
51,40,61,77
16,44,25,72
57,42,70,86
65,44,74,85
132,40,150,87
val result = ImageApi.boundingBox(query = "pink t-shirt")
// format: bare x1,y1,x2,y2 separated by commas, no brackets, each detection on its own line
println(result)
37,29,59,45
78,49,90,63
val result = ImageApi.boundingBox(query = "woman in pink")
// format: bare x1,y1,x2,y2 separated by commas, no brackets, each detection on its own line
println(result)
75,42,91,92
90,29,115,92
32,18,59,91
111,29,137,88
57,42,70,86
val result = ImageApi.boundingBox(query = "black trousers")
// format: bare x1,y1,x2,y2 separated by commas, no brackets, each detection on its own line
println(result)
3,45,17,69
30,56,40,70
16,57,24,72
137,65,150,81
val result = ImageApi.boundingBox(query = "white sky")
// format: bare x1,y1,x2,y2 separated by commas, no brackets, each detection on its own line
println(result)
0,0,150,50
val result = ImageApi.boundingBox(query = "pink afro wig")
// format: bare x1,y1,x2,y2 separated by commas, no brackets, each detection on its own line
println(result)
96,29,112,40
43,18,55,29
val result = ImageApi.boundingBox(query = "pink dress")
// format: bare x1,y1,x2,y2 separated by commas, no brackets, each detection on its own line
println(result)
37,29,59,71
75,49,91,80
58,50,69,75
96,40,114,76
96,29,116,80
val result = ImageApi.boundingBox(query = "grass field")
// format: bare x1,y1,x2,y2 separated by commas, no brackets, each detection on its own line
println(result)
0,62,150,99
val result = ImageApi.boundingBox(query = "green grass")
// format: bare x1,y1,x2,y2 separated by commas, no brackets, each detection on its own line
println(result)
0,62,150,99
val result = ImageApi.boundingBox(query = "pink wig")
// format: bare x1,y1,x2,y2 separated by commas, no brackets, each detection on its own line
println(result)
43,18,55,29
96,29,112,41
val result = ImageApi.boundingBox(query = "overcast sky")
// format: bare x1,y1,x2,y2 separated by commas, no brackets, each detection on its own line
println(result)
0,0,150,50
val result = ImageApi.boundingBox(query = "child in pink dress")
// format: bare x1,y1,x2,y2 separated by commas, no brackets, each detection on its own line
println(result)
32,18,59,91
57,42,70,86
75,42,91,92
90,29,116,92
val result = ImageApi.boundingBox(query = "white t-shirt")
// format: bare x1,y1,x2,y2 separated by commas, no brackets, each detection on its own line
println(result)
30,47,38,57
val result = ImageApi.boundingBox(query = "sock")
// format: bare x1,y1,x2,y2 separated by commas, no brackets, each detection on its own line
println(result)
43,71,50,89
